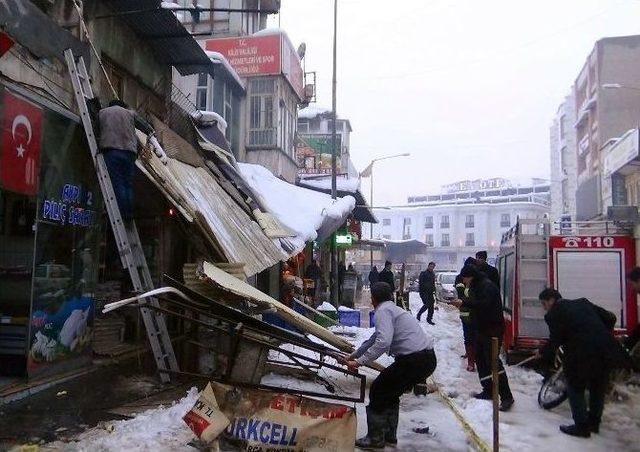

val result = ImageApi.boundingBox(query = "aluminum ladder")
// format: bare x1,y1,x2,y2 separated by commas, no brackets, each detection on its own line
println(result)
64,49,178,382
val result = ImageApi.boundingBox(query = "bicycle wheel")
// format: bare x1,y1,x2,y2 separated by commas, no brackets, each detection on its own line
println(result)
538,369,568,410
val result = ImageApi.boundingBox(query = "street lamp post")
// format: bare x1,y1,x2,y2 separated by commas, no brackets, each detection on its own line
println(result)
362,153,410,268
330,0,339,308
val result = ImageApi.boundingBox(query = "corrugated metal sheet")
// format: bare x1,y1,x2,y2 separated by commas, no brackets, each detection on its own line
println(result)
101,0,213,76
136,131,287,277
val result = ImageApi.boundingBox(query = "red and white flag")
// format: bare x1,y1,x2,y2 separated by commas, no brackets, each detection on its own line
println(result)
0,90,42,196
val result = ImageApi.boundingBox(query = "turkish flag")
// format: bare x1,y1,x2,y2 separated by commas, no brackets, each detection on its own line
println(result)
0,90,42,196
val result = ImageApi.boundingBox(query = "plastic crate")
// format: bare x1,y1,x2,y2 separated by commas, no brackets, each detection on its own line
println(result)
315,310,339,328
338,310,361,327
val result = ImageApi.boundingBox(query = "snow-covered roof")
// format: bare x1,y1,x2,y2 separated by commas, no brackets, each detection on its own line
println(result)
299,104,332,119
297,176,361,193
205,50,245,90
238,163,356,252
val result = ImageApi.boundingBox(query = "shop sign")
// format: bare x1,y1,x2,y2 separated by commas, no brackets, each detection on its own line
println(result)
41,183,97,227
0,90,42,195
296,134,342,175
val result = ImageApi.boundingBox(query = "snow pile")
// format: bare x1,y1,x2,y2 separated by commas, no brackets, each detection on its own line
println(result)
191,110,227,132
238,163,356,247
160,1,181,9
338,305,356,312
298,176,362,194
298,104,332,119
316,302,337,312
47,388,199,451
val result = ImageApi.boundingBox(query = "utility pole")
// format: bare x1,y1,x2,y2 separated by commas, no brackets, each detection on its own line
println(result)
330,0,339,307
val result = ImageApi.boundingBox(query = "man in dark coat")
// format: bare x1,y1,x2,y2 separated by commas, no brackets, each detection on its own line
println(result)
304,259,322,297
475,251,500,289
378,261,395,292
417,262,437,325
368,265,379,287
452,264,514,411
537,288,631,438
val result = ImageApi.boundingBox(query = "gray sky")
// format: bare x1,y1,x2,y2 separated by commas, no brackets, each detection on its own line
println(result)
270,0,640,206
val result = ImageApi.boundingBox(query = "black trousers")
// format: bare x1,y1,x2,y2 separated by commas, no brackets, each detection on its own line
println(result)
417,294,435,321
567,371,608,426
369,349,437,412
475,334,513,400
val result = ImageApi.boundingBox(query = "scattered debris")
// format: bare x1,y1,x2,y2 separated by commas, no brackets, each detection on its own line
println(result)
55,391,67,397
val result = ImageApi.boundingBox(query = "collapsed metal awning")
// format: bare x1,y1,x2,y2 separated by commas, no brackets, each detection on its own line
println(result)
101,0,214,76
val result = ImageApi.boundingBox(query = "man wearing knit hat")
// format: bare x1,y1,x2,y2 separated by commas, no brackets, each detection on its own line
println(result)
451,264,514,411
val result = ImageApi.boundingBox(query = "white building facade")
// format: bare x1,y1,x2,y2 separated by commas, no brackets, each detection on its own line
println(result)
370,178,550,270
549,93,578,222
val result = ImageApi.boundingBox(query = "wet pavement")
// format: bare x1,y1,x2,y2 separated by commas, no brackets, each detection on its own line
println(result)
0,357,183,450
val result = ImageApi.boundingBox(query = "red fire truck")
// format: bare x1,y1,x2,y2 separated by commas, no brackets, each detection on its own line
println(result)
497,218,638,363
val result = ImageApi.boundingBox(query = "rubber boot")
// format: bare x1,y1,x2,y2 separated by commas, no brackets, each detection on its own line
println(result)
384,407,399,446
355,406,386,450
466,344,475,372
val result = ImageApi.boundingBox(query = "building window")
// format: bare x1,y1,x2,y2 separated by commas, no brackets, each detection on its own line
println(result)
196,73,209,110
424,216,433,229
440,215,450,229
441,233,450,247
223,84,233,141
559,114,566,139
382,218,391,226
500,214,510,228
465,233,475,246
298,121,309,133
248,79,275,146
465,214,474,228
425,234,434,247
402,218,411,239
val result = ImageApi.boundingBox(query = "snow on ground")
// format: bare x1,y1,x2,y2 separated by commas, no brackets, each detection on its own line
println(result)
46,293,640,451
43,388,200,451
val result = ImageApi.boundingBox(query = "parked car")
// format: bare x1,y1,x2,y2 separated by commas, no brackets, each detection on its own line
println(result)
435,271,458,302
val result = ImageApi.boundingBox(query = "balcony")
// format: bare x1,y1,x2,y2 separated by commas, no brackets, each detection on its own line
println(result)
578,134,590,156
248,128,276,147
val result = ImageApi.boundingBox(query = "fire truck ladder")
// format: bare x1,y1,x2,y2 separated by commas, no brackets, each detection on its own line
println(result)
64,49,178,382
517,219,551,338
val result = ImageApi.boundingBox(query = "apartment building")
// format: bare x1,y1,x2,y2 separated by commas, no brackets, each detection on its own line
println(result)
573,35,640,220
169,1,310,183
296,105,353,177
549,93,578,222
368,178,550,270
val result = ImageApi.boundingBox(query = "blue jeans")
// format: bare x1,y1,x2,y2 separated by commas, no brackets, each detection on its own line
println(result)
103,149,136,220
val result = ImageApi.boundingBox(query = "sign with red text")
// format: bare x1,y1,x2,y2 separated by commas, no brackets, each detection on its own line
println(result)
186,381,356,451
0,90,42,195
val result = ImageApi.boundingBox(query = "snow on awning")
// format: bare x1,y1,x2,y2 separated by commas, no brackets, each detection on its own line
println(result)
297,177,377,224
238,163,356,252
136,132,287,278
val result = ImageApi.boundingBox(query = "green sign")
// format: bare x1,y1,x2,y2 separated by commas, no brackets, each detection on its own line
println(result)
336,234,352,246
299,134,342,155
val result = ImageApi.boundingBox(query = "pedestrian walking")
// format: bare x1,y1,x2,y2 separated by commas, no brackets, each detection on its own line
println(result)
340,282,437,449
417,261,436,325
537,288,631,437
451,264,514,411
475,251,500,288
98,100,154,221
